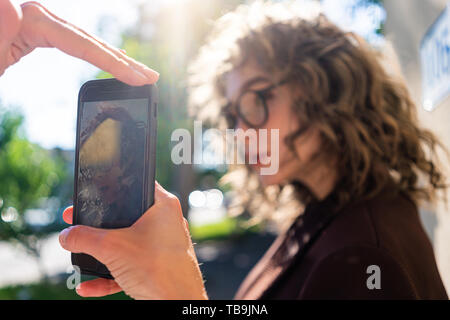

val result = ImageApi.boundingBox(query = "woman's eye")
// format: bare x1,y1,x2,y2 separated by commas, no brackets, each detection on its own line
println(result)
261,90,274,101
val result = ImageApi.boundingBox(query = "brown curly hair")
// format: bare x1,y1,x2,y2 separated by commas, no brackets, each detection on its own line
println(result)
187,1,448,230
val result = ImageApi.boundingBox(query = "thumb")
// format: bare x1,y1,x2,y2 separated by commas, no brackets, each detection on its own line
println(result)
59,225,111,264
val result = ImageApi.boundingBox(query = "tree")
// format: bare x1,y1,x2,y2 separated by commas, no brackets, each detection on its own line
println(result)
0,106,67,278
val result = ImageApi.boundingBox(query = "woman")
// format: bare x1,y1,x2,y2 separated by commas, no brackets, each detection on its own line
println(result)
60,1,448,299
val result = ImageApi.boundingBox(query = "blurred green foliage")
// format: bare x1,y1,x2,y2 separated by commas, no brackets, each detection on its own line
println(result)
190,217,238,241
0,280,131,300
190,217,262,242
0,107,67,268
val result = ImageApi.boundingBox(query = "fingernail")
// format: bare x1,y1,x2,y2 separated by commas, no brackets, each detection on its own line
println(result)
150,70,160,81
138,63,159,81
59,227,71,246
148,68,159,78
132,68,149,82
142,68,159,82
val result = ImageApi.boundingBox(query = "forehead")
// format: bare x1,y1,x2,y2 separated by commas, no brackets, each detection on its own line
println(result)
225,61,272,102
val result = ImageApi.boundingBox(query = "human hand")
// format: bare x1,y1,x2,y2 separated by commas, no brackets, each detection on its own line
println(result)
0,0,159,85
59,182,208,300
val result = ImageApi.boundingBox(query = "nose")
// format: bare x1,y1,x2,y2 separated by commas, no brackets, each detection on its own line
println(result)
233,119,260,163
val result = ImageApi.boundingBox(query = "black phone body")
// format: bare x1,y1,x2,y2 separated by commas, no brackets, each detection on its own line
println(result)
72,78,157,279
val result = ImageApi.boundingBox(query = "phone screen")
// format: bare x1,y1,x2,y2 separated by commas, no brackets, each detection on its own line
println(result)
76,98,149,229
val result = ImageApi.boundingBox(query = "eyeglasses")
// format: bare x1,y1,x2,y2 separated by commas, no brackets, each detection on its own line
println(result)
222,78,290,129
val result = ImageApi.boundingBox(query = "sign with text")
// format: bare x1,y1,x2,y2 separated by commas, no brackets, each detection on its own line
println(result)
420,4,450,111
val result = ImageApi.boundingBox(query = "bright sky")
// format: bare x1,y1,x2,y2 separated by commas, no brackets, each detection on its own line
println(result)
322,0,385,45
0,0,384,150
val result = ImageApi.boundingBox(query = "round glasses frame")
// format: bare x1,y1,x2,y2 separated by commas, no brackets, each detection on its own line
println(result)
222,78,290,129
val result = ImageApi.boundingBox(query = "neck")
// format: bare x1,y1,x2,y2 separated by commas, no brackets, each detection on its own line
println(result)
300,163,338,201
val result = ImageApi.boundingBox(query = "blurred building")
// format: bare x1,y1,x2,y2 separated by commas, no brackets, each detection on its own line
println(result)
384,0,450,293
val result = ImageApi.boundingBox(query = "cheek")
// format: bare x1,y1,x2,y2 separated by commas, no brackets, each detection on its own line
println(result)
263,109,300,159
294,127,322,164
255,86,305,164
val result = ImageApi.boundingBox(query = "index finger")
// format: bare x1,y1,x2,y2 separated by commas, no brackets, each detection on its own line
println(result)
27,3,159,86
0,0,22,41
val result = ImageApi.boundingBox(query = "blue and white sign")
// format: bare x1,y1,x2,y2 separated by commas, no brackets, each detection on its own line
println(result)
420,4,450,111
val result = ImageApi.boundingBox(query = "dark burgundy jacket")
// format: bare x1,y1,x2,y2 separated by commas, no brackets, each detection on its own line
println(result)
234,182,448,299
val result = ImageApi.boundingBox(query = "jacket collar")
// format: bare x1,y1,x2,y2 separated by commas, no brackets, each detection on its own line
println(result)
234,190,341,299
233,179,400,299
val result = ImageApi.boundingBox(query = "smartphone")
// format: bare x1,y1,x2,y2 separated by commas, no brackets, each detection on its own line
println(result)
72,78,158,279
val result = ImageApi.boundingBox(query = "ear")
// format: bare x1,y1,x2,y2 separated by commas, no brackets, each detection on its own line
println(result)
0,0,22,42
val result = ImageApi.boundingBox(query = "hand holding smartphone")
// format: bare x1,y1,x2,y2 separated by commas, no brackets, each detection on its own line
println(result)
72,78,158,279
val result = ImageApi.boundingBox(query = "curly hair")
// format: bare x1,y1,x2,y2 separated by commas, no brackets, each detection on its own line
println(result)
187,1,448,231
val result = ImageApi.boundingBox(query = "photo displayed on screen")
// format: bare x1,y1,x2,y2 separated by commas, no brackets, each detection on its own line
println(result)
76,98,149,229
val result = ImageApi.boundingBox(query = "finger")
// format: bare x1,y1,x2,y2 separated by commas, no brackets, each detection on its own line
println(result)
62,206,73,224
59,225,110,263
76,278,122,297
154,180,172,203
27,3,158,86
43,7,159,83
0,0,22,41
44,25,154,86
133,181,179,227
64,24,158,83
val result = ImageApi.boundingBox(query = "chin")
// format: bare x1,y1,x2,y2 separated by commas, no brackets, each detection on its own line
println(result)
257,169,285,187
254,159,303,187
256,169,284,186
